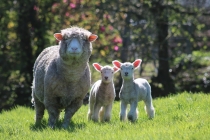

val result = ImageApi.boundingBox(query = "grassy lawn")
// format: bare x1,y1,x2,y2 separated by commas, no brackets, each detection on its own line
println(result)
0,92,209,140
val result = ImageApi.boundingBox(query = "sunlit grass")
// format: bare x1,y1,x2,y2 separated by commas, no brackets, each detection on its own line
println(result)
0,92,209,140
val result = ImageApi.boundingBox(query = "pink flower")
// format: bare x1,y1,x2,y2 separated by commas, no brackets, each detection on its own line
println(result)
63,0,67,3
103,14,110,19
52,3,59,13
33,5,39,11
70,3,76,8
113,36,122,44
65,12,70,17
109,26,113,31
52,3,59,8
114,46,119,51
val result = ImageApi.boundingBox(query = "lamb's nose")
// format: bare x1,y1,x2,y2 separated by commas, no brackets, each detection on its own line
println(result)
105,77,108,80
125,72,128,76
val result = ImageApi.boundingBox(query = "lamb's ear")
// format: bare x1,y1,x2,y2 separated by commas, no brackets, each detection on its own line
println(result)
54,33,63,41
93,63,102,72
88,34,98,42
133,59,142,69
112,60,121,69
113,67,119,73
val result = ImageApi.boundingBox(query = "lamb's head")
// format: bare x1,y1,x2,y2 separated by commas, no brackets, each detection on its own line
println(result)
112,59,142,80
54,27,98,60
93,63,119,83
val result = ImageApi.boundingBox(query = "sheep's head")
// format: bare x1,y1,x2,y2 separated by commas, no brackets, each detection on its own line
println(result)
93,63,119,84
112,59,142,80
54,27,98,60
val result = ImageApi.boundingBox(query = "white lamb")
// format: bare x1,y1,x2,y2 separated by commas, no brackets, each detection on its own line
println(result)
31,27,98,128
88,63,119,122
112,59,155,121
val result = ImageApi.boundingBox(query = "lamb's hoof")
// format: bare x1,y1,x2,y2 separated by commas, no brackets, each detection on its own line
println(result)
128,115,136,122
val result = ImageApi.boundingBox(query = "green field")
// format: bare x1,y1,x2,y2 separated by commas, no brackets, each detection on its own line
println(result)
0,92,209,140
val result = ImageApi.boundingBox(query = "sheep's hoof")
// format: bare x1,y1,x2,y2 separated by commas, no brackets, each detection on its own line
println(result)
48,124,55,129
62,124,69,129
35,120,42,126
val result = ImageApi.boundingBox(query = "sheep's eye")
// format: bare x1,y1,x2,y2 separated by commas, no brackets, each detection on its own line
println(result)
132,68,133,69
121,68,123,70
112,72,113,74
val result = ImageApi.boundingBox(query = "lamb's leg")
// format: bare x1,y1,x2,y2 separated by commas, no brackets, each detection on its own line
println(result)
144,98,155,119
120,101,127,121
92,103,101,122
62,98,83,129
88,98,95,121
99,107,105,122
103,104,112,122
34,96,45,125
128,101,138,122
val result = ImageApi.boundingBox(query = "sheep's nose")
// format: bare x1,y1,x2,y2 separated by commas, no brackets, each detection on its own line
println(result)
105,77,108,80
71,47,78,51
125,72,128,76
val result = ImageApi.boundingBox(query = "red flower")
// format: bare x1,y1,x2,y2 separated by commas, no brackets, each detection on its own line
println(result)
100,26,105,32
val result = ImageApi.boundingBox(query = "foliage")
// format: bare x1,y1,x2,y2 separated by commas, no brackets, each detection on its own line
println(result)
0,92,210,139
0,0,210,110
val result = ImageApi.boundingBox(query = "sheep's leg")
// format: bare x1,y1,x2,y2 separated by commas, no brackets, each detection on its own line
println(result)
103,104,112,122
144,98,155,119
62,99,83,129
99,107,105,122
92,103,101,122
128,101,138,122
46,105,60,129
120,101,127,121
34,96,45,125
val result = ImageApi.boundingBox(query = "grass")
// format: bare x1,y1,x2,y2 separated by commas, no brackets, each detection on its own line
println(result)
0,92,210,140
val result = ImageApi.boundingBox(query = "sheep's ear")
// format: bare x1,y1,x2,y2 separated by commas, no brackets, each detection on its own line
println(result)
133,59,142,69
88,34,98,42
54,33,63,41
113,67,119,73
93,63,102,72
112,60,121,69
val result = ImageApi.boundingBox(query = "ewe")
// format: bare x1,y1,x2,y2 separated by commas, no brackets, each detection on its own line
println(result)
88,63,119,122
112,59,155,122
31,27,98,128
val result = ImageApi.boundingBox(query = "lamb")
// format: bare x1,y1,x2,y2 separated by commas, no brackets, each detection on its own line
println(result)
31,26,98,128
112,59,155,122
88,63,119,122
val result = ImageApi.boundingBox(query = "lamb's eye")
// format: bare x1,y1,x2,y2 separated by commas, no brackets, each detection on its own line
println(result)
132,68,133,69
121,68,123,70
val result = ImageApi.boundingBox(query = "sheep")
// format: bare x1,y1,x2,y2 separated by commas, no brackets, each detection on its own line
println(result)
112,59,155,122
31,26,98,128
88,63,119,122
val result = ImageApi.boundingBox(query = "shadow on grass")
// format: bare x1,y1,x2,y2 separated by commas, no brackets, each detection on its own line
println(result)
30,119,86,132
